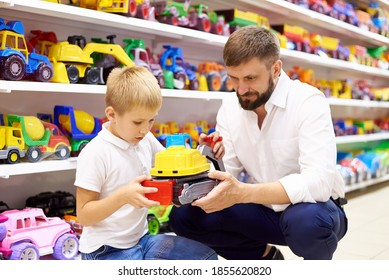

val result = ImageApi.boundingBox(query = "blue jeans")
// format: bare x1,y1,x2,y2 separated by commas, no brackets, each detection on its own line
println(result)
81,233,218,260
170,199,348,260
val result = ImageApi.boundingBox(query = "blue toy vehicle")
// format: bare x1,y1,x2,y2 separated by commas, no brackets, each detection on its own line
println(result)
159,45,199,90
0,18,53,82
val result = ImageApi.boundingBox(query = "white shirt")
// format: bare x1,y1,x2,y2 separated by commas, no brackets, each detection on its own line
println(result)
74,122,164,253
216,70,345,212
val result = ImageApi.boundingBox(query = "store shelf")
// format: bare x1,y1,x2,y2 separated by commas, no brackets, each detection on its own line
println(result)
2,1,389,80
0,157,77,179
345,173,389,193
239,0,389,47
336,133,389,144
327,98,389,108
0,80,231,100
0,0,227,47
281,49,389,78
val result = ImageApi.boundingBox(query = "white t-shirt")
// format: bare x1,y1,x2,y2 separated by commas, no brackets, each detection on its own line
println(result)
74,122,164,253
216,70,345,212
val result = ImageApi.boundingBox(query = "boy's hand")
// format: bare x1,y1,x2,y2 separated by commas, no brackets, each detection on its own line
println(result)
121,175,160,209
198,132,225,159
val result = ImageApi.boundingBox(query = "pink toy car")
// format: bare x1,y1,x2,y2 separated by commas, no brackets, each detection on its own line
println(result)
0,208,79,260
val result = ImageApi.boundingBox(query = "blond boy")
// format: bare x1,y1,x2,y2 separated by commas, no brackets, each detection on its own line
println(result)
75,66,218,260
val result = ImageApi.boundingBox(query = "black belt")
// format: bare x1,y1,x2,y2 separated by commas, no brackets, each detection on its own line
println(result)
331,197,348,207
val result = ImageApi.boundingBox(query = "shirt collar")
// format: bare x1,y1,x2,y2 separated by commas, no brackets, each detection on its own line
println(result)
265,69,290,111
99,121,136,150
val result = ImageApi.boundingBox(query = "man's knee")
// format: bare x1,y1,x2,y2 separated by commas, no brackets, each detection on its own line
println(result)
280,202,344,259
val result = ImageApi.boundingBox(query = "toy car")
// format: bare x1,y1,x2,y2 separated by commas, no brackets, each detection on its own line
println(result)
25,191,76,218
0,208,79,260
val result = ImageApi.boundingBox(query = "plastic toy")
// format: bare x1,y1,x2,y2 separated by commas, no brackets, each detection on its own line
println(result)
147,205,173,235
181,122,200,148
0,18,53,82
151,0,212,32
159,45,198,90
308,0,337,18
0,126,26,164
272,24,311,53
123,38,173,88
25,191,76,218
27,29,58,54
54,105,102,155
80,0,150,19
366,1,389,36
215,9,257,33
47,36,135,84
141,135,224,205
7,115,71,162
327,0,358,26
0,208,79,260
63,215,83,238
197,61,233,92
356,153,382,178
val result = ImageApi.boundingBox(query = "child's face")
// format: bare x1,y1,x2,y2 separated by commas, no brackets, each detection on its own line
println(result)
108,107,159,145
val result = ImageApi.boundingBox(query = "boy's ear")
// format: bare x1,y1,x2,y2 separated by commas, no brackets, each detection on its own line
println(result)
105,106,116,121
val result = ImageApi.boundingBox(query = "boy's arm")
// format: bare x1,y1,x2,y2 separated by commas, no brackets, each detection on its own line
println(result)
76,175,160,227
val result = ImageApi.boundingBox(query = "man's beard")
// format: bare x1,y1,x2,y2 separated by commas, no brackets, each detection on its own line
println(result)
237,75,275,110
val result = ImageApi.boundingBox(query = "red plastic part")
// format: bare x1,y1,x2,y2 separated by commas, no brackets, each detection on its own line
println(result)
203,135,223,148
141,180,174,205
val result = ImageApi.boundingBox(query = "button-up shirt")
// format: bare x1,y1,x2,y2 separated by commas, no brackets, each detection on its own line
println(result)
216,70,344,212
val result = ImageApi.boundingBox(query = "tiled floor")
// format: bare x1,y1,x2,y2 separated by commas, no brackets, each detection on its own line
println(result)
278,182,389,260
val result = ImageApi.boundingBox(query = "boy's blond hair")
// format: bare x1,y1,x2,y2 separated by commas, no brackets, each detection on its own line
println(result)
105,66,162,115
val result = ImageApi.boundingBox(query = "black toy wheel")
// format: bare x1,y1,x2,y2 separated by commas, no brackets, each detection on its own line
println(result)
26,146,42,163
84,67,100,84
35,63,53,82
55,145,70,160
2,55,25,81
66,65,79,83
7,149,20,164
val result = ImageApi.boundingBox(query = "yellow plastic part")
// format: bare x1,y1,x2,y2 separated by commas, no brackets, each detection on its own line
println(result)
19,116,45,141
150,146,210,177
0,126,25,150
49,41,135,83
60,110,95,134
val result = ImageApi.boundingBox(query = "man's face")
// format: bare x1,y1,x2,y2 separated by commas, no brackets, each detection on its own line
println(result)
226,57,277,111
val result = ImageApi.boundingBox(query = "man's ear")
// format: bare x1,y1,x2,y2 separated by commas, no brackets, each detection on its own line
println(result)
105,106,116,122
273,60,282,79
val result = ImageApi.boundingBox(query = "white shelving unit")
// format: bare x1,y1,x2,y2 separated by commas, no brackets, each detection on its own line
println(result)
1,0,388,207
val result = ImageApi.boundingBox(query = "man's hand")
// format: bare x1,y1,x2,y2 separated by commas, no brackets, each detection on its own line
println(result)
192,170,244,213
198,132,225,159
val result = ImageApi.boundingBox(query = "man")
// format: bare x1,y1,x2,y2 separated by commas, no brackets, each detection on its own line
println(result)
170,25,348,260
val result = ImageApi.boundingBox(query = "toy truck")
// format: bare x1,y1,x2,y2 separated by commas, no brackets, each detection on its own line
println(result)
7,115,71,163
0,126,26,164
159,45,198,90
80,0,150,19
47,36,135,84
142,136,225,205
123,38,174,89
214,8,258,33
272,24,311,53
54,105,102,155
0,208,79,260
0,18,53,82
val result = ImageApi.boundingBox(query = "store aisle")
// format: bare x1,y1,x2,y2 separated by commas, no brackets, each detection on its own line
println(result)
279,182,389,260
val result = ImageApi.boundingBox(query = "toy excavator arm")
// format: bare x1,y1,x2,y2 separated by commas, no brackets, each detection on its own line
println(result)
83,43,135,67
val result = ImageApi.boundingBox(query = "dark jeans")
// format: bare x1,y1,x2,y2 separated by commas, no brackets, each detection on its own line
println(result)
169,199,348,260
